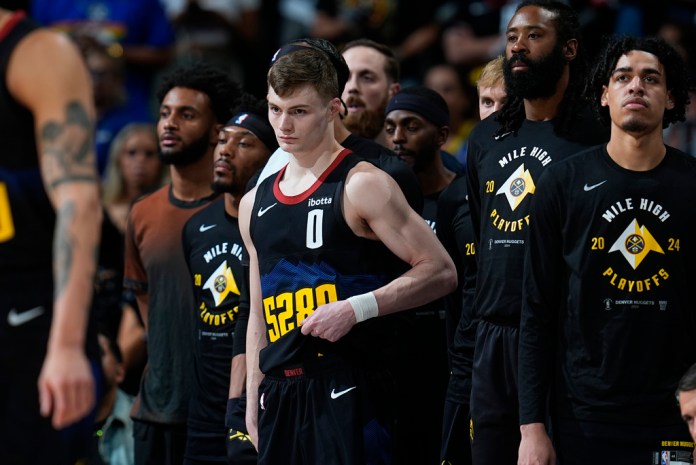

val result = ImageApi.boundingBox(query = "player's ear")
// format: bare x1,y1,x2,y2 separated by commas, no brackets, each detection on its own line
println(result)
210,122,223,144
437,126,449,147
666,91,675,110
600,86,609,107
563,39,578,62
328,97,341,120
388,82,401,99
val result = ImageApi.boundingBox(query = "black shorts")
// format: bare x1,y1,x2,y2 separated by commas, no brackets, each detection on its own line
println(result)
469,320,519,465
0,303,99,465
555,418,693,465
257,357,392,465
391,311,449,465
133,419,187,465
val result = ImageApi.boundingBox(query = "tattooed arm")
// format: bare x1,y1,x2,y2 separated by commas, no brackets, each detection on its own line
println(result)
7,28,101,428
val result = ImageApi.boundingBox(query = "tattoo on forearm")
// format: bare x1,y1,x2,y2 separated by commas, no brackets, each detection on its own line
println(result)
53,200,74,297
40,101,97,189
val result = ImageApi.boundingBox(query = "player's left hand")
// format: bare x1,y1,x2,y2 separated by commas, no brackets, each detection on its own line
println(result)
38,346,95,429
300,300,357,342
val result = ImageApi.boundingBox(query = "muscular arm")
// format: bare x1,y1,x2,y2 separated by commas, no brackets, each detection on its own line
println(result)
8,29,101,428
301,164,457,341
239,188,266,449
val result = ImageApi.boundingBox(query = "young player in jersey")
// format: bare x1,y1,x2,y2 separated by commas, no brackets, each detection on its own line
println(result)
255,38,423,215
240,45,457,464
123,64,240,465
465,2,608,463
0,8,102,464
182,95,274,464
519,35,696,465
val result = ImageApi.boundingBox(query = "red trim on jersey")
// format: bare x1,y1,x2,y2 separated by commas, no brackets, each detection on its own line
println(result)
0,11,26,43
273,148,352,205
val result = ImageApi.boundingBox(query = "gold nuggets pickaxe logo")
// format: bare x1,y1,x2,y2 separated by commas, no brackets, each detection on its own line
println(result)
228,429,251,442
203,260,240,306
496,164,536,211
609,219,664,269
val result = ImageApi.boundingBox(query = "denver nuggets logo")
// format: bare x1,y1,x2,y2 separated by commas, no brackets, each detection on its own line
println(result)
609,219,664,269
203,260,240,306
214,274,227,293
625,234,644,254
496,163,536,211
510,178,526,197
235,113,249,125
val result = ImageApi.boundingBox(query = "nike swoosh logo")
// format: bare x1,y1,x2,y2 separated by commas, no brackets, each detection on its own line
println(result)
583,180,607,192
330,386,357,399
257,203,277,217
494,131,513,141
199,224,217,232
7,306,45,327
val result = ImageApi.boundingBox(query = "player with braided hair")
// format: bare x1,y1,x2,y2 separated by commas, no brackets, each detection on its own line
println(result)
464,2,607,464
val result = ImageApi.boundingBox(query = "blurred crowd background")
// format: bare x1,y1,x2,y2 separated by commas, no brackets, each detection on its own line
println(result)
4,0,695,160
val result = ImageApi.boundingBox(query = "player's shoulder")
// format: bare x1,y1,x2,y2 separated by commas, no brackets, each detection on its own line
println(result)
468,115,499,142
11,25,81,70
467,115,506,161
553,143,606,171
130,184,168,211
184,197,225,233
439,175,467,206
538,144,606,193
665,145,696,172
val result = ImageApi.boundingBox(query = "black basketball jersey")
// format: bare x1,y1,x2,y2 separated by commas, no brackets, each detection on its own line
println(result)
520,145,696,425
183,198,245,429
467,114,607,324
0,13,54,306
250,149,397,373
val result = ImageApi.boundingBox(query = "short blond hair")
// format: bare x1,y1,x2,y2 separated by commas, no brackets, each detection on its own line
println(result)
477,56,504,91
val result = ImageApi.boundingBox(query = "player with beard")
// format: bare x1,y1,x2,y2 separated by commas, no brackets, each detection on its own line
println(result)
123,63,240,465
182,94,274,465
385,86,454,238
384,85,456,464
341,39,401,147
338,38,465,179
519,35,695,465
464,2,608,464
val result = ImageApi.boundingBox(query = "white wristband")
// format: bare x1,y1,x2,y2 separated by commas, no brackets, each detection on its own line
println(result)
348,292,379,323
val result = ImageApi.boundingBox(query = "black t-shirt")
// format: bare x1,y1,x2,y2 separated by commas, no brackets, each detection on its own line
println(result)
182,198,247,429
520,145,696,425
436,175,477,400
466,112,608,324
